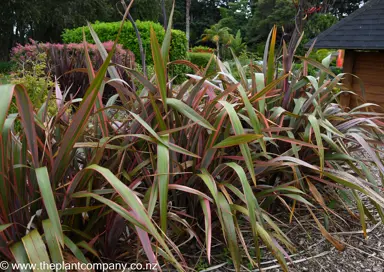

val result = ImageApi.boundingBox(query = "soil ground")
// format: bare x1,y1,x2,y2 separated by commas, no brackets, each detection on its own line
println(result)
257,221,384,272
204,213,384,272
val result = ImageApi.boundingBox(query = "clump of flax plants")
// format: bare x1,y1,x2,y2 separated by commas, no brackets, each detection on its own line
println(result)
1,2,384,271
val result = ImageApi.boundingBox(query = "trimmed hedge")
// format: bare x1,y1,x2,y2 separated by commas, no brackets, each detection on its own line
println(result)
190,46,214,53
62,21,188,67
188,52,216,74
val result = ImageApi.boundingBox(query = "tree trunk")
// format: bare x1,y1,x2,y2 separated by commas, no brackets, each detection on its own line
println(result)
216,41,220,59
161,0,167,29
0,26,13,61
186,0,191,50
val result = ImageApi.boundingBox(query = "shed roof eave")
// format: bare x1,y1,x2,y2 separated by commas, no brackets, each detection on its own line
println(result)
304,43,384,50
304,0,384,50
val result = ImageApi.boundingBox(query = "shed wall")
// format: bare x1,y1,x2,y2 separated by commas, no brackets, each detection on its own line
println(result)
352,51,384,105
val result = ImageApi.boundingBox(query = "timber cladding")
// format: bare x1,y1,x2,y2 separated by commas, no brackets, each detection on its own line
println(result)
349,51,384,107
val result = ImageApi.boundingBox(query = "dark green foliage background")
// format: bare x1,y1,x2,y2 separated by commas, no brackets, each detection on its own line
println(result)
0,62,14,74
0,0,367,62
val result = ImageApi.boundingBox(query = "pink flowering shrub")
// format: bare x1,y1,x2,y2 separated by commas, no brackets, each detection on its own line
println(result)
11,39,135,100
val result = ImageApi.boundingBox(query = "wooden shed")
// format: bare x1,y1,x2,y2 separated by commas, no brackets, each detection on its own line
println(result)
305,0,384,110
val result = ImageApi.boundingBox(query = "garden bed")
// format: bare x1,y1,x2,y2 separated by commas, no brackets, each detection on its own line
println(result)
200,149,384,272
205,211,384,272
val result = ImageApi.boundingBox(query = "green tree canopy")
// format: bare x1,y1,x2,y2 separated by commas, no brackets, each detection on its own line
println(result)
201,23,232,58
0,0,366,61
246,0,296,45
0,0,118,60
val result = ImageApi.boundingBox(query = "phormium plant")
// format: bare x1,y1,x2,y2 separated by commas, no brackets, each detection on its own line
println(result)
0,3,383,272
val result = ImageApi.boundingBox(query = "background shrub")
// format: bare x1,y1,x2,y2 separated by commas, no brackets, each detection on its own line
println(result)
9,52,55,132
0,61,14,74
62,21,188,68
10,52,54,111
188,52,216,74
134,62,154,90
168,29,189,82
190,45,214,53
11,40,135,100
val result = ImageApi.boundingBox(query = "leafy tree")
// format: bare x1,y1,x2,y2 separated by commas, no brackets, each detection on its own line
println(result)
128,0,161,21
294,12,338,56
173,0,221,45
304,13,338,40
32,0,116,42
0,0,118,59
244,0,364,53
326,0,367,18
303,0,367,18
246,0,296,45
201,23,231,58
230,30,246,55
218,0,250,36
